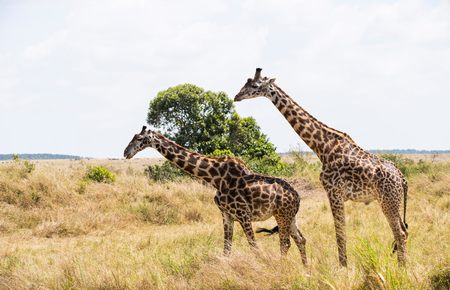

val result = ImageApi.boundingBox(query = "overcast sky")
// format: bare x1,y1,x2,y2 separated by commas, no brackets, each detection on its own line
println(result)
1,0,449,158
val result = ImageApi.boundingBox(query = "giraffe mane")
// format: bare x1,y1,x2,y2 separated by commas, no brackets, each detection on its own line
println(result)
274,84,357,144
150,130,251,171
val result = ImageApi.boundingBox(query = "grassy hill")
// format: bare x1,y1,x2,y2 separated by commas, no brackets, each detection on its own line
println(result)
0,156,448,289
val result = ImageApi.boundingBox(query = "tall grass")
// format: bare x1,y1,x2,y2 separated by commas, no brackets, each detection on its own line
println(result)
0,156,449,289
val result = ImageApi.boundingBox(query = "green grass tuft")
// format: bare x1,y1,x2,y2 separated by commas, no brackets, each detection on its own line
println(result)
85,166,116,183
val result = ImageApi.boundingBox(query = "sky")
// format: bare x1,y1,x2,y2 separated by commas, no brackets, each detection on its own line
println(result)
0,0,449,158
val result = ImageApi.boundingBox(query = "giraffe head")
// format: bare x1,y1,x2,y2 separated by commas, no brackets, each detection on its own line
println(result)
234,68,276,102
124,126,157,159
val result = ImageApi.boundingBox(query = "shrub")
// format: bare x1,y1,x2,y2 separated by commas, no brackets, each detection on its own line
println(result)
12,154,19,162
31,192,41,203
85,166,116,183
23,161,35,174
380,153,414,175
144,161,187,182
244,153,296,176
430,265,450,290
414,159,432,175
209,148,295,176
76,180,88,194
380,154,433,177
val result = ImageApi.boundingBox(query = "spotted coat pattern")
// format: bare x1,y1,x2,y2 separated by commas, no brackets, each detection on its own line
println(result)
234,69,408,266
124,126,307,265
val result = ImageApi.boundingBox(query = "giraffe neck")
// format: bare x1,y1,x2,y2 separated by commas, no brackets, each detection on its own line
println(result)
269,84,355,162
150,132,249,189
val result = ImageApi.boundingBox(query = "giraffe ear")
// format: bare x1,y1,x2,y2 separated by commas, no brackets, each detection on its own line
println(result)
268,78,276,84
141,126,147,133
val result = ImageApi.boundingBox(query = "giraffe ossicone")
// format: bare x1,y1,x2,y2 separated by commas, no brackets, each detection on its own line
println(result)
235,68,409,266
124,127,308,265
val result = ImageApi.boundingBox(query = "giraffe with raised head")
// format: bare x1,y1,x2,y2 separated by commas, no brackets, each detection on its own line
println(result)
124,126,308,265
234,68,408,266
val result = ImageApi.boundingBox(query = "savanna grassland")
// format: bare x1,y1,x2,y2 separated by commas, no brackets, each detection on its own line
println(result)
0,155,449,289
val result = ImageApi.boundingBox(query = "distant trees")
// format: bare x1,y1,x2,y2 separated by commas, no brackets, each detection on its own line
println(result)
0,154,82,161
147,84,284,174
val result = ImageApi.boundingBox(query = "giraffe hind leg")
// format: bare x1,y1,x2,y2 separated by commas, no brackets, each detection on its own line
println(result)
290,221,308,266
380,196,407,265
278,225,291,256
391,219,408,254
274,215,292,256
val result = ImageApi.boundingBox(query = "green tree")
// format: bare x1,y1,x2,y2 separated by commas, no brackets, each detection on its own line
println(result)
147,84,274,156
147,84,232,154
227,112,277,158
147,84,288,175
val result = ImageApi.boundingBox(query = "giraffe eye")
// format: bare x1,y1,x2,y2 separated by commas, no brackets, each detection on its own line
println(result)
251,84,258,89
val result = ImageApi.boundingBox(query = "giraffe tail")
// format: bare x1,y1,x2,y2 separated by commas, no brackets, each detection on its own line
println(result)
402,179,408,231
255,225,279,235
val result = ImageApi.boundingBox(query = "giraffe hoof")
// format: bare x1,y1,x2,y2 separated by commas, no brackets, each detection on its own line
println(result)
339,259,348,267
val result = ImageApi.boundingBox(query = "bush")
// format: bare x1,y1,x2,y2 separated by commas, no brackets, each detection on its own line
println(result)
209,148,296,176
144,161,187,182
12,154,20,162
85,166,116,183
244,153,296,176
380,153,414,175
430,265,450,290
23,161,35,174
380,154,432,177
76,180,88,194
414,159,432,175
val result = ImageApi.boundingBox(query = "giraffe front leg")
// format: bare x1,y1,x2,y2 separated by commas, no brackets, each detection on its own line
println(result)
329,195,347,267
222,212,234,256
238,218,258,249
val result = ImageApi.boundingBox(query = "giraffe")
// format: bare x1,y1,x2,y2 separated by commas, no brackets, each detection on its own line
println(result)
123,126,308,265
234,68,408,266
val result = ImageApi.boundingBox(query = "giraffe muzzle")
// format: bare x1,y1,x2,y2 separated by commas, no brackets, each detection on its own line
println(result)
123,148,135,159
234,94,244,102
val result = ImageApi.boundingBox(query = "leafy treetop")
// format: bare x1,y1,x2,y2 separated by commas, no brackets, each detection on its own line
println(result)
147,84,278,161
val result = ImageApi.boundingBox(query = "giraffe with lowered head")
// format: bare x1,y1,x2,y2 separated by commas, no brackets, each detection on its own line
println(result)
124,126,308,265
234,68,408,266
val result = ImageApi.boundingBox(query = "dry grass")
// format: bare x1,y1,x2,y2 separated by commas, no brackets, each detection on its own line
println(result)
0,157,449,289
